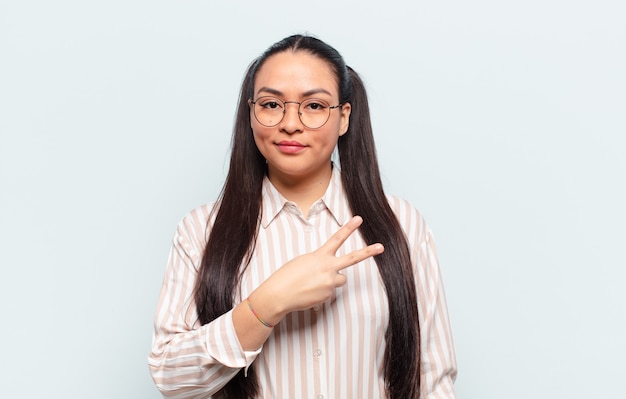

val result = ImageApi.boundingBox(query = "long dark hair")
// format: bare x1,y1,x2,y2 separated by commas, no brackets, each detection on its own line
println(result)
194,34,420,398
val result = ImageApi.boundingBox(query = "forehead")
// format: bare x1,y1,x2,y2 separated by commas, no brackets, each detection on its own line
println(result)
254,51,339,97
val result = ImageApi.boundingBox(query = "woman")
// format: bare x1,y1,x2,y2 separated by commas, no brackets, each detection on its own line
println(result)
149,34,457,398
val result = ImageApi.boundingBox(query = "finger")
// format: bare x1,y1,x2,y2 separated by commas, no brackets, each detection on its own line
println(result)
335,272,348,287
336,243,384,271
320,216,363,254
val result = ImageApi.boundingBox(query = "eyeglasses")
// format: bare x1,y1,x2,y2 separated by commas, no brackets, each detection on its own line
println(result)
250,96,343,129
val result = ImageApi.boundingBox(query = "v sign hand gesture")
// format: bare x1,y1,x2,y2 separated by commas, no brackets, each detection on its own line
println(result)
265,215,384,313
233,216,384,350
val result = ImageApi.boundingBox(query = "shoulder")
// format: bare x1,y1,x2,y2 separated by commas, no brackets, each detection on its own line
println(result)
173,203,219,251
386,195,431,246
386,196,444,282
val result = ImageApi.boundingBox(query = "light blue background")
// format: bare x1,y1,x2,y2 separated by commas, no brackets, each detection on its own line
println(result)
1,1,624,397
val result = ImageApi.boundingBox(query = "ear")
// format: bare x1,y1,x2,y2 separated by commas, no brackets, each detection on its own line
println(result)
338,102,351,136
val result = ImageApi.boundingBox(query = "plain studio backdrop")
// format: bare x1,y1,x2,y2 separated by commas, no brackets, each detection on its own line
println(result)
1,1,624,398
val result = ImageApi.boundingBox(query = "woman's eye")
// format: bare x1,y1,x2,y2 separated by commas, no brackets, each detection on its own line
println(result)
261,101,282,109
305,101,327,111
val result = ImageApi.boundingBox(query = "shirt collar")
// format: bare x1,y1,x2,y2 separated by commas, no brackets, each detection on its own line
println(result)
260,166,351,228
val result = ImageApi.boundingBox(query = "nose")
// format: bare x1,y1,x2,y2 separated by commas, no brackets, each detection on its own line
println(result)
279,102,304,134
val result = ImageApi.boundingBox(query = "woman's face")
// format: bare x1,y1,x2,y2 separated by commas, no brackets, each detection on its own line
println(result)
250,51,351,184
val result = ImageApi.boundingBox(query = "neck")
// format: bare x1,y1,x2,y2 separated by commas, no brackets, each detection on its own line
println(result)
267,165,332,216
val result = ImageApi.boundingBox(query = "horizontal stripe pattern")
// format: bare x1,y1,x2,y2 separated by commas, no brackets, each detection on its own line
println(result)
149,168,457,398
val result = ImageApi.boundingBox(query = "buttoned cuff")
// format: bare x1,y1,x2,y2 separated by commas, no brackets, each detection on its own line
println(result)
205,309,262,374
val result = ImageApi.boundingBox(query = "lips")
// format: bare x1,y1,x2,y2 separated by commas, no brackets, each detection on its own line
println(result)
276,140,307,154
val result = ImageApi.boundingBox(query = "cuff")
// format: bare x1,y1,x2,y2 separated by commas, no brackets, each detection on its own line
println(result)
205,309,262,373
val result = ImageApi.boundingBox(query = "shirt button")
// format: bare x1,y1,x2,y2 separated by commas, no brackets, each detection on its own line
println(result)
316,395,324,399
313,305,320,312
314,349,322,357
305,226,314,233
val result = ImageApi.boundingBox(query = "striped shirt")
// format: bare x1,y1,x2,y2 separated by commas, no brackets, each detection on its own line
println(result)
149,168,457,398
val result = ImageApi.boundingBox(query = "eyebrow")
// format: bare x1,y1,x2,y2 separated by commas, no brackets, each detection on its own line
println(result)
256,87,333,98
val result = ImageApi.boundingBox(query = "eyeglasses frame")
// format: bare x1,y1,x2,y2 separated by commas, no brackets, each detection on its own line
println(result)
249,96,344,129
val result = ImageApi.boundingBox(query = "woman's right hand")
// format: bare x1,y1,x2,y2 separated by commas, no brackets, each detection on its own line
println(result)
250,215,384,325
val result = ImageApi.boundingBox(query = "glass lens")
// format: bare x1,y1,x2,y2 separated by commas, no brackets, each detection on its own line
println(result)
300,99,331,129
253,97,285,127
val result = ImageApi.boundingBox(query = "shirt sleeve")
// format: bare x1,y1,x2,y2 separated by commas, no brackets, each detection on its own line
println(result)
416,227,458,398
148,208,261,398
390,196,458,398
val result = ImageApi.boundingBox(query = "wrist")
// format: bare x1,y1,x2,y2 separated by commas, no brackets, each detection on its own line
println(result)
248,288,285,327
246,297,274,328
